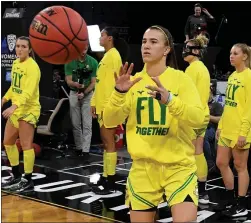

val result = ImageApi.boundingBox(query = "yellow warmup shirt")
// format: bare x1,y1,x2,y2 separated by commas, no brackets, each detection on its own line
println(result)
3,57,41,111
103,67,205,166
91,47,122,114
185,60,210,128
218,68,251,141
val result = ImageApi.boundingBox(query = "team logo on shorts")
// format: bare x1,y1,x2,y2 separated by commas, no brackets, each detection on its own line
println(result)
194,185,199,197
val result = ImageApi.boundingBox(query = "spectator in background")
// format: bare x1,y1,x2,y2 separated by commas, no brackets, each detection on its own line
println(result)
65,46,98,158
203,86,224,168
184,3,215,42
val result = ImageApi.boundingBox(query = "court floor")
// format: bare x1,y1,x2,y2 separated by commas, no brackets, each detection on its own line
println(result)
1,148,251,223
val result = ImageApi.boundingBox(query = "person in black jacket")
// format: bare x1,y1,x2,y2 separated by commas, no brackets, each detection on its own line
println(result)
184,3,215,42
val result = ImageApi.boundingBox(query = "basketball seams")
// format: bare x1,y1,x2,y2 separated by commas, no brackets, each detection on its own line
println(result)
29,33,69,61
39,13,81,55
62,7,88,42
29,6,89,64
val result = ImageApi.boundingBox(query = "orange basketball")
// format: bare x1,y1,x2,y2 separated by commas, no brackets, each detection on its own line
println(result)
29,6,89,64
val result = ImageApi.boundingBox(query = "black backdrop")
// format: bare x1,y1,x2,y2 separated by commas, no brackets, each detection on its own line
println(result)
2,1,251,67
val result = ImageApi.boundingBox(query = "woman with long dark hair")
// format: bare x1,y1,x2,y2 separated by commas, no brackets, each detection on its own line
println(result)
90,27,129,194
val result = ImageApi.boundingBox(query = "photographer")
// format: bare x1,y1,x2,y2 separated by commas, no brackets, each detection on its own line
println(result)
65,47,98,157
184,3,215,42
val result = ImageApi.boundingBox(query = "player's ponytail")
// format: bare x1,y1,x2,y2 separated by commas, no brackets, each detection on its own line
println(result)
195,34,209,48
149,25,178,69
103,27,130,64
187,34,209,59
17,36,36,61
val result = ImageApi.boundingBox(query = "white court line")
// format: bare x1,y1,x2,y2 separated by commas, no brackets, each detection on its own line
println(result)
207,177,222,182
59,168,129,179
61,162,103,171
116,167,130,172
206,186,218,191
116,182,127,186
158,202,168,209
57,170,91,179
115,180,127,186
94,163,130,172
116,180,127,183
84,169,128,178
89,153,103,157
110,204,128,211
116,162,132,166
84,172,104,178
206,183,225,189
208,201,218,205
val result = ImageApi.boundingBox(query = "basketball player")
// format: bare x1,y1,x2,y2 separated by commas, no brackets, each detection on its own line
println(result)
2,36,41,192
183,34,211,204
215,43,251,217
90,27,129,194
103,25,205,222
65,46,98,157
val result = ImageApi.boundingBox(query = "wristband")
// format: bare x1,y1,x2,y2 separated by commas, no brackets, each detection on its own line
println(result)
165,92,173,105
115,87,128,93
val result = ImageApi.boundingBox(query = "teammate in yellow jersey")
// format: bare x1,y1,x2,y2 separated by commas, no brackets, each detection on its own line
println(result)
90,27,129,194
103,25,205,223
214,43,251,217
183,34,211,204
2,36,41,193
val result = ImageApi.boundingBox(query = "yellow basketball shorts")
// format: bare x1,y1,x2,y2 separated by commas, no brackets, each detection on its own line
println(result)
191,128,207,140
9,108,40,129
125,159,198,210
97,114,117,128
218,136,251,149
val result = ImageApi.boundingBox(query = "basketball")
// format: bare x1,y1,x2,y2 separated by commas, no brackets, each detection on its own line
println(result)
29,6,89,64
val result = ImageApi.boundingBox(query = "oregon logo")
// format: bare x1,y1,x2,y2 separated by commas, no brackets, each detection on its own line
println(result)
194,185,198,197
31,19,48,36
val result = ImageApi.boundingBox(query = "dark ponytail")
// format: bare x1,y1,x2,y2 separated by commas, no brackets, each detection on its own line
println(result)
149,25,178,69
103,27,130,63
17,36,36,61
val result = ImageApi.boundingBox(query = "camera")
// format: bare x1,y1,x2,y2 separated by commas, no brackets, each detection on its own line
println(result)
72,65,93,84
